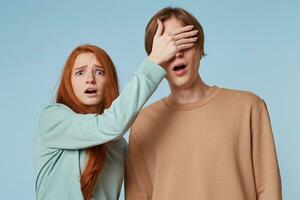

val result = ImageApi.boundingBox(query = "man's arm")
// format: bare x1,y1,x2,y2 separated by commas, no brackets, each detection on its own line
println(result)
251,99,282,199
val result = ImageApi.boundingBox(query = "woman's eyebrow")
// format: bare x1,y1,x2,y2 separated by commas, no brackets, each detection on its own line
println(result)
94,64,104,69
73,65,87,70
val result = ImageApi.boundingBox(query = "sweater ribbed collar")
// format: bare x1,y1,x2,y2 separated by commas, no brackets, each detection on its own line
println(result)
162,85,223,111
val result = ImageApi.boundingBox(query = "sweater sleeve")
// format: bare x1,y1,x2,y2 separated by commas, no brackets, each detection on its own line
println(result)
251,99,282,200
38,59,166,149
125,131,152,200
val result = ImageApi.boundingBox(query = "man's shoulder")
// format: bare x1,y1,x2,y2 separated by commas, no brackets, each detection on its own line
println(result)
130,98,166,134
221,87,263,101
220,87,265,108
141,98,166,115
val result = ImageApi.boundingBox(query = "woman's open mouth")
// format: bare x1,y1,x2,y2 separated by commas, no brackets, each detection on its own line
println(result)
84,88,98,97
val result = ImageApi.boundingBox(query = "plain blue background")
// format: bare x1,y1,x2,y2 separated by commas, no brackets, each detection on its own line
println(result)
0,0,299,199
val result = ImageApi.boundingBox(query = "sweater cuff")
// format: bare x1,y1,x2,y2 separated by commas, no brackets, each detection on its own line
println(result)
135,59,166,83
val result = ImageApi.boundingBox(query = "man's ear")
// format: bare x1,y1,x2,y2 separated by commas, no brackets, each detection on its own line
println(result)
198,49,203,60
199,49,203,57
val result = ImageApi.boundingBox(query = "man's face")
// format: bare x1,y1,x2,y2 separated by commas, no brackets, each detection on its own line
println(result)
162,16,202,89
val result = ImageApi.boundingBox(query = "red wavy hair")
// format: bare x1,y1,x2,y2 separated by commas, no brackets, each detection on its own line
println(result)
56,44,119,200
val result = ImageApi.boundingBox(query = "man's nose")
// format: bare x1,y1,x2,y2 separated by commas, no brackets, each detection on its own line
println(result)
175,51,183,58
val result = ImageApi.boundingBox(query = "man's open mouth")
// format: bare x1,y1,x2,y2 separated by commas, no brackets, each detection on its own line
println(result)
173,64,187,71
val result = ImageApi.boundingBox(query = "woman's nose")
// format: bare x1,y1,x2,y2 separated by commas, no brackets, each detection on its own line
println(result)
86,72,96,84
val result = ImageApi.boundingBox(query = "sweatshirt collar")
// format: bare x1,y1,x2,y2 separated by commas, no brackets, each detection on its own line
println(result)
162,86,223,111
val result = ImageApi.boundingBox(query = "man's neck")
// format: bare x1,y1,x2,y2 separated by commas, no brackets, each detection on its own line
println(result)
169,75,211,104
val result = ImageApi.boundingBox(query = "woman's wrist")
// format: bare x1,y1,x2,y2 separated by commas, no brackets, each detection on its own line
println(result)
147,54,162,65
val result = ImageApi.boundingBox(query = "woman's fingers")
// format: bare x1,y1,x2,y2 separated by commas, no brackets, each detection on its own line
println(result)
173,30,198,41
171,25,194,35
175,37,198,46
176,43,194,51
149,22,198,64
154,19,163,37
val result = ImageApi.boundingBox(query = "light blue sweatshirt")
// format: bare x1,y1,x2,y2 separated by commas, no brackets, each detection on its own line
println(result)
35,59,166,200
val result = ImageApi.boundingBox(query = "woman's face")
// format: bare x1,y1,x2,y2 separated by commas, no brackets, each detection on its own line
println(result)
162,16,201,89
71,52,106,109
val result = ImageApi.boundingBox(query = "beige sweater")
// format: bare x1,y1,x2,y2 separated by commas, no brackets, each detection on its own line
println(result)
125,86,282,200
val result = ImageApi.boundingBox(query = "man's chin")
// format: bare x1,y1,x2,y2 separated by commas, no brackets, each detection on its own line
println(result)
168,78,191,89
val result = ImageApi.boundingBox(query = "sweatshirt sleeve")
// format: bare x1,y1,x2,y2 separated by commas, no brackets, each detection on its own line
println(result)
125,131,153,200
38,59,166,149
251,99,282,200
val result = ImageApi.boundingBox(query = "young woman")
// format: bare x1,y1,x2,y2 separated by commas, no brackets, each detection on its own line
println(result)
34,20,198,200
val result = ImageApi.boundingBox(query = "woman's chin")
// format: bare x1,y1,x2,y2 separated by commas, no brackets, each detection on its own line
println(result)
81,99,102,107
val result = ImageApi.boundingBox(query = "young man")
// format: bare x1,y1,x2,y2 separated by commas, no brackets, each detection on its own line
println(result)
125,7,282,200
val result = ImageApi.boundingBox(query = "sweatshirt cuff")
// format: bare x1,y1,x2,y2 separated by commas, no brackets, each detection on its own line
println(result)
135,59,166,83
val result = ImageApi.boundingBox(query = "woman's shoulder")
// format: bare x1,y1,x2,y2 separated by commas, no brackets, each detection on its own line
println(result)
39,103,75,119
41,103,73,113
38,103,75,131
